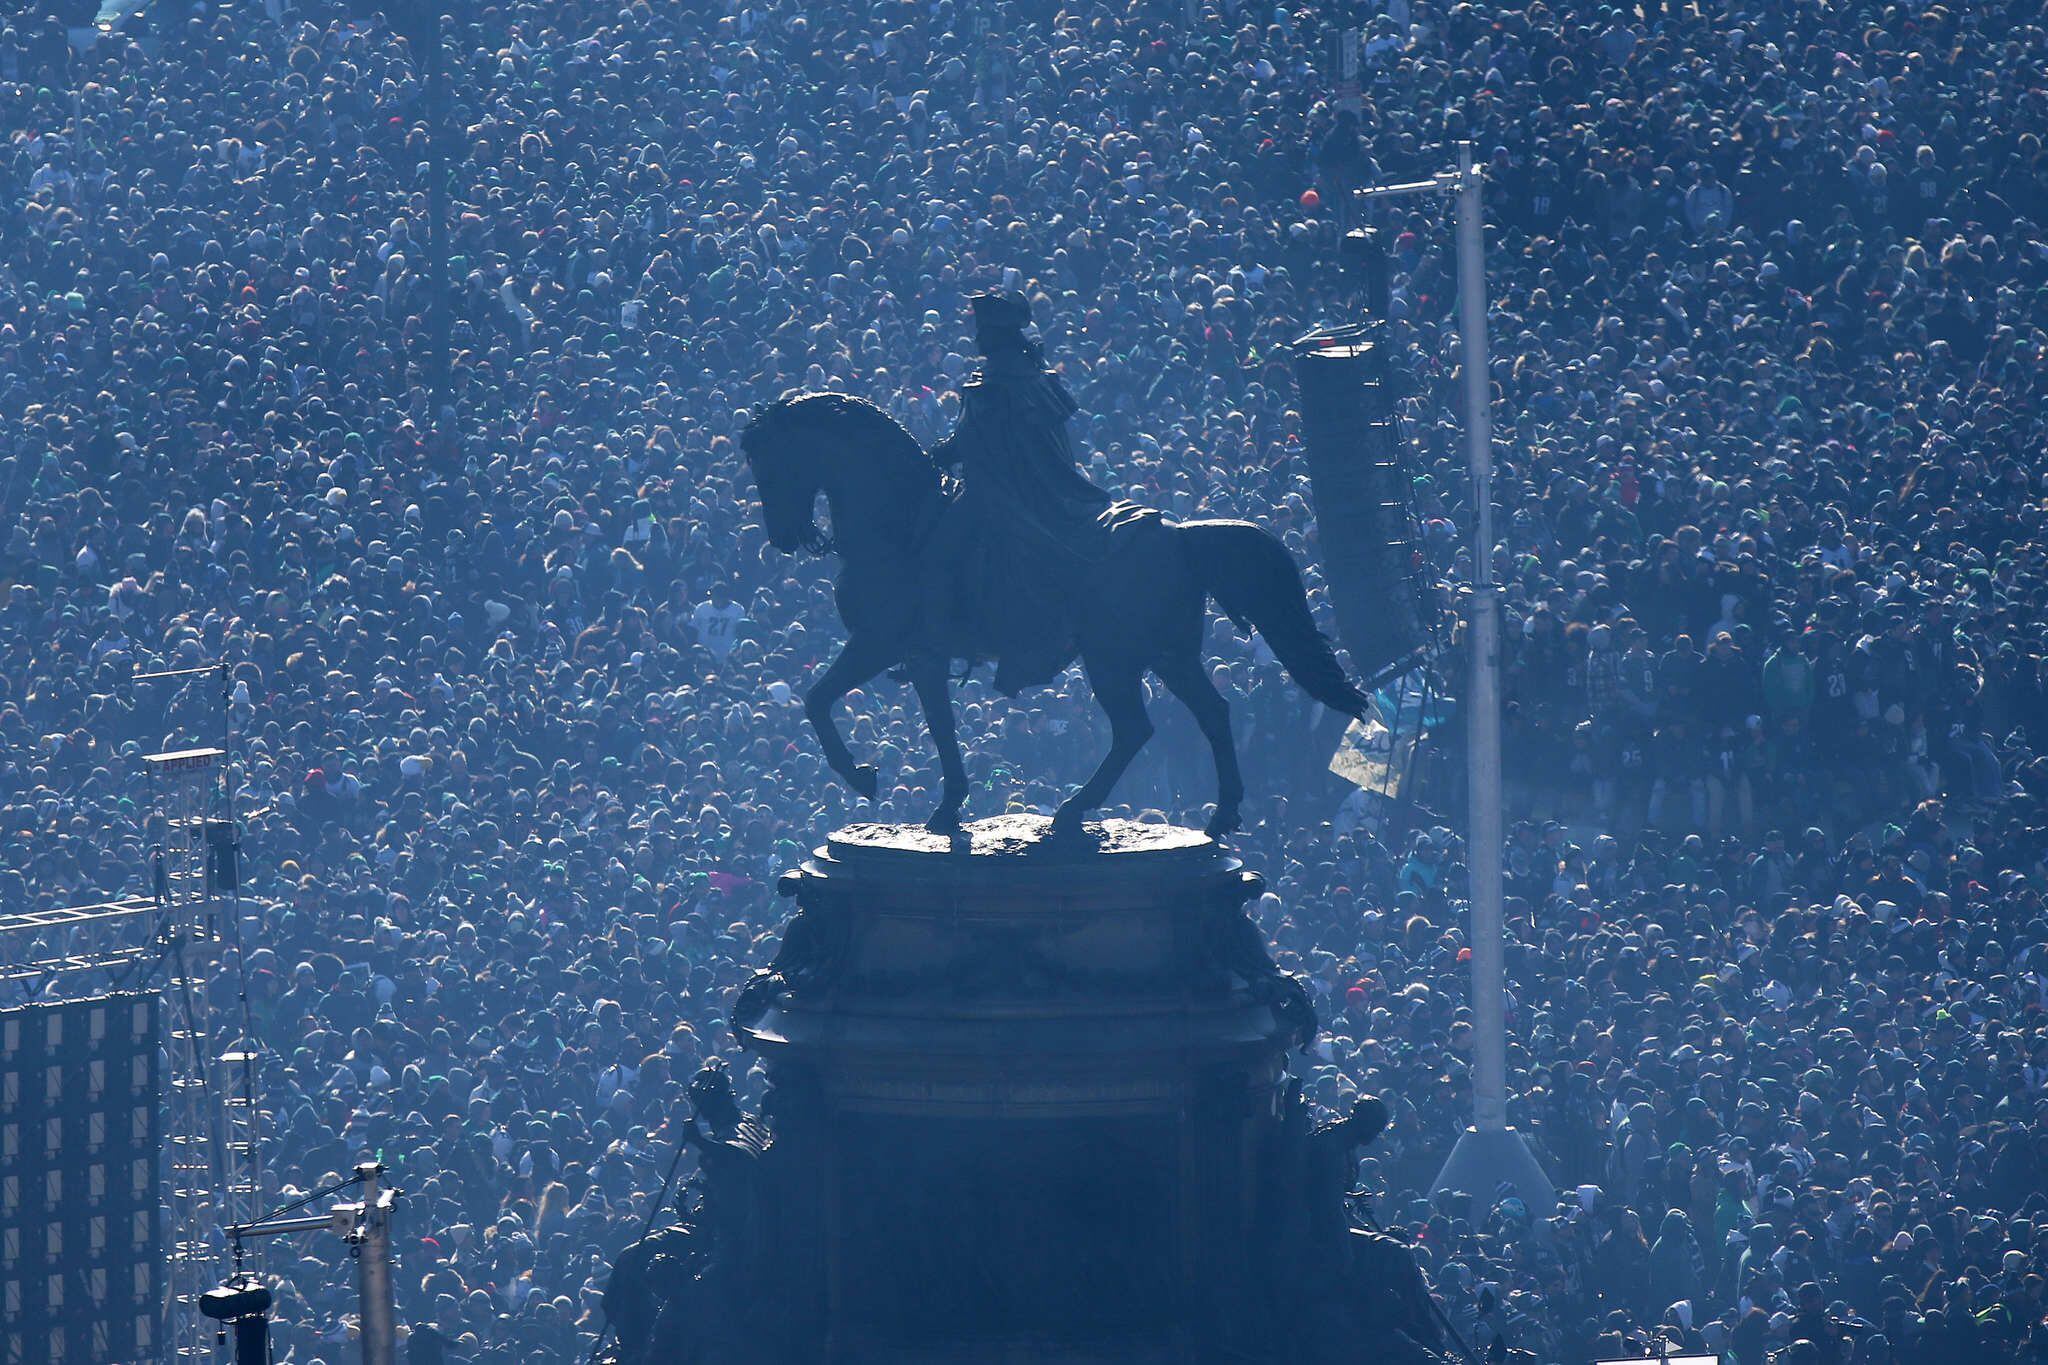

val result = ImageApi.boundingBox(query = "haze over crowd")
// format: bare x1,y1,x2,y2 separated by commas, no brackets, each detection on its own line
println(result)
3,0,2048,1360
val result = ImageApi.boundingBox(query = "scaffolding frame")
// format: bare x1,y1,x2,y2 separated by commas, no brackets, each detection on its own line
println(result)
0,656,273,1359
146,745,265,1362
0,897,158,985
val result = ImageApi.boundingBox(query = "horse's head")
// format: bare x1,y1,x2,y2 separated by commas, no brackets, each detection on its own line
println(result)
741,391,937,556
740,396,828,553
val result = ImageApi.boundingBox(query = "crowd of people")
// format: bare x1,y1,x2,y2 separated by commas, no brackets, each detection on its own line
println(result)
2,0,2046,1359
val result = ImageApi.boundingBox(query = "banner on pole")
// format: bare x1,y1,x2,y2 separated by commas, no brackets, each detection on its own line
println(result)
1328,679,1453,795
1329,711,1409,794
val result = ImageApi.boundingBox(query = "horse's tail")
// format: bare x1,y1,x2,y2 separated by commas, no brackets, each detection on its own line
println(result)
1180,519,1370,719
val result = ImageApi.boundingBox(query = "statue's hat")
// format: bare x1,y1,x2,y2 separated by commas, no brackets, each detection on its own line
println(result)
970,289,1033,333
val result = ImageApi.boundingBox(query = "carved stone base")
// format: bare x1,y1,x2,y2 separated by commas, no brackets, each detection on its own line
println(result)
740,817,1294,1363
610,819,1441,1365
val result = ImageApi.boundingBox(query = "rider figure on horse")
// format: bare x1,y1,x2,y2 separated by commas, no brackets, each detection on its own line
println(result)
927,289,1154,695
742,290,1367,834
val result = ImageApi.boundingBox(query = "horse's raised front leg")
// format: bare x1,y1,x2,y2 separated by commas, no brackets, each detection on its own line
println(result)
1154,653,1244,837
805,634,893,801
909,659,968,833
1052,657,1153,835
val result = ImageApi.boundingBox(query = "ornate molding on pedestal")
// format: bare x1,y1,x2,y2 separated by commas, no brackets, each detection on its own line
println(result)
603,822,1441,1365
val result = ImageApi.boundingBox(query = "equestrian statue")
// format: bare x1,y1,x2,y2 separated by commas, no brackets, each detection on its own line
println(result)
742,290,1369,837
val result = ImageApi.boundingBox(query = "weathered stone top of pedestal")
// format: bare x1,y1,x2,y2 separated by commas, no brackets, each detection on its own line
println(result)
738,814,1311,1096
784,814,1250,914
829,814,1210,861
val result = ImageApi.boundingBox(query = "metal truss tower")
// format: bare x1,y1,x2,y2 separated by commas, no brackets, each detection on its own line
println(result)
146,746,263,1362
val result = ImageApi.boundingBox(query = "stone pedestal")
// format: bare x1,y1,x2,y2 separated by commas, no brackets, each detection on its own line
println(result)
734,816,1300,1365
604,816,1442,1365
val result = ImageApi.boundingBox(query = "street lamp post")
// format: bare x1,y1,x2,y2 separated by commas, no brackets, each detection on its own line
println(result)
1353,142,1554,1216
219,1162,401,1365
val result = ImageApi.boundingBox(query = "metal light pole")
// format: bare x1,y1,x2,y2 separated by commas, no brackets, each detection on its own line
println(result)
347,1163,401,1365
223,1161,401,1365
1453,142,1507,1138
1354,143,1553,1216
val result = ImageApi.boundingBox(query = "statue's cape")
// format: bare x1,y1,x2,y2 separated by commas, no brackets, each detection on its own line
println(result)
927,357,1159,693
959,362,1081,425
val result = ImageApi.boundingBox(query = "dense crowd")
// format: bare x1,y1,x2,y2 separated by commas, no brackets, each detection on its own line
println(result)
2,0,2046,1359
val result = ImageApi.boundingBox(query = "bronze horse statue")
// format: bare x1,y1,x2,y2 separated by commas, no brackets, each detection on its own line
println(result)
742,392,1367,837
